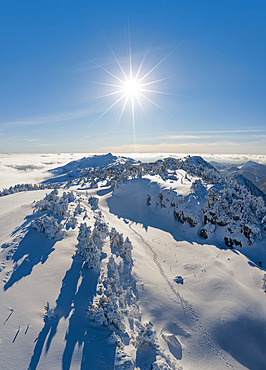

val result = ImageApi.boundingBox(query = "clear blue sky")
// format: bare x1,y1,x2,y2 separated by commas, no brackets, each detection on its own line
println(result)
0,0,265,154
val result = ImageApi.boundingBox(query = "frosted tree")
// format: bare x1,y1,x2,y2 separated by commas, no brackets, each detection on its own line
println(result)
88,257,125,330
88,254,138,331
35,189,59,212
110,228,133,264
88,293,124,330
76,220,108,269
32,215,63,239
133,322,158,349
66,216,78,229
74,201,84,215
34,189,69,217
88,196,99,210
76,223,91,258
202,180,266,245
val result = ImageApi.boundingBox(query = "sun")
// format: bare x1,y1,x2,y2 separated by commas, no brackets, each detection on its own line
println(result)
89,39,176,144
122,77,142,99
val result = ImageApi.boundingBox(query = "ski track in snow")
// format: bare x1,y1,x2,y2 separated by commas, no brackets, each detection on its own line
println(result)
128,222,234,369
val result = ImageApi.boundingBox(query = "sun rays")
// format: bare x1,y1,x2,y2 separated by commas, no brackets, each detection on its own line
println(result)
88,37,179,145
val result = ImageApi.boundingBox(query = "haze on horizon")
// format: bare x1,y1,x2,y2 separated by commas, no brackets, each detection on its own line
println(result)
0,0,266,154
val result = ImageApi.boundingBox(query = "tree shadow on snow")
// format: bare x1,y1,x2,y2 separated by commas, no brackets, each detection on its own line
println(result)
214,316,266,370
62,265,115,370
4,227,57,291
28,254,116,370
136,345,157,369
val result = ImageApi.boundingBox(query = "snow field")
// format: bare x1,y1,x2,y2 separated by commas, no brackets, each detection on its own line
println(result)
0,153,266,369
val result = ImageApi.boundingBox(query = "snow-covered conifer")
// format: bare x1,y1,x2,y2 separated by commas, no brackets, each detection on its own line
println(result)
76,220,108,269
110,228,133,264
32,215,63,239
133,322,158,349
88,196,99,210
66,216,78,229
34,189,69,217
88,292,124,330
74,201,84,215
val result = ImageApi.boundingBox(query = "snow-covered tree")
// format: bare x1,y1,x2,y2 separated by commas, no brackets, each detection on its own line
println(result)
110,228,133,264
202,180,266,245
133,322,158,349
74,201,84,215
34,189,69,217
88,253,137,331
88,293,124,330
66,216,78,229
88,196,99,210
76,220,108,269
32,215,63,239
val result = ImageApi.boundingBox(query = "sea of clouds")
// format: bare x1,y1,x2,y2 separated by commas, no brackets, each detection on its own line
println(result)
1,152,266,190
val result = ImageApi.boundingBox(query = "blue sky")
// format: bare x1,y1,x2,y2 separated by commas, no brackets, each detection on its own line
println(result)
0,0,265,154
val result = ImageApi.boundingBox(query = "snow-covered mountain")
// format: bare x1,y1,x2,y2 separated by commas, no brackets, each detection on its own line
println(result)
236,161,266,194
211,159,266,195
47,153,140,183
0,154,266,369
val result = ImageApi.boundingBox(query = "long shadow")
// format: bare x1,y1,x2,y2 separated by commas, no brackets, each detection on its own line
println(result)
28,254,82,370
4,228,56,291
136,346,157,369
28,321,53,370
62,267,116,370
28,254,116,370
62,267,100,370
214,316,266,370
6,215,34,240
81,324,115,370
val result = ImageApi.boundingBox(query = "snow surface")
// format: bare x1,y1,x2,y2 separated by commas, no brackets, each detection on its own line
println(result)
0,153,266,369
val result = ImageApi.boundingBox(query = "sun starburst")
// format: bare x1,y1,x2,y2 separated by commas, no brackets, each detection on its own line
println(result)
89,38,177,145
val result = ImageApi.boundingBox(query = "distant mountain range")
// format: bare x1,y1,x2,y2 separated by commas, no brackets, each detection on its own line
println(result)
210,160,266,195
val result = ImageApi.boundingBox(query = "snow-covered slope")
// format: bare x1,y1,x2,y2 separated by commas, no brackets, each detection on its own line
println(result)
236,161,266,194
47,153,140,183
0,154,266,369
211,159,266,195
